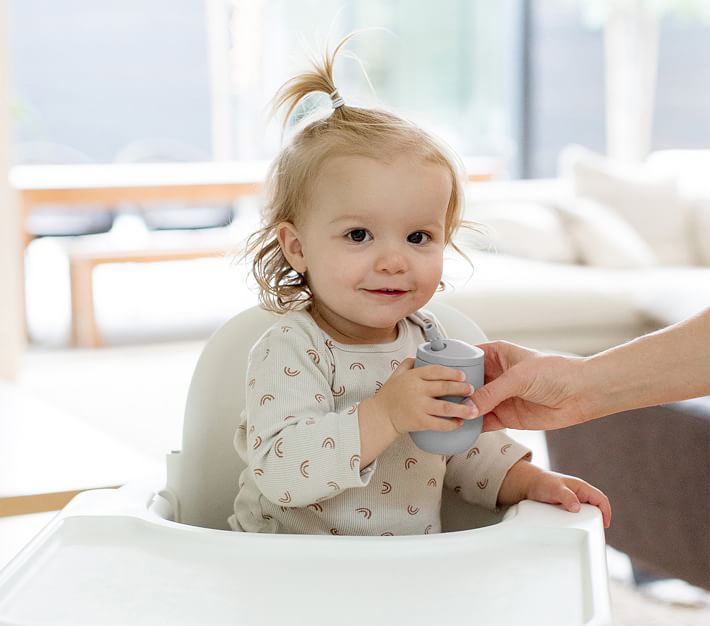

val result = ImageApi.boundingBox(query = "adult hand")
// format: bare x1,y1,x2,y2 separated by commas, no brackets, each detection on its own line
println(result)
469,341,591,431
470,309,710,431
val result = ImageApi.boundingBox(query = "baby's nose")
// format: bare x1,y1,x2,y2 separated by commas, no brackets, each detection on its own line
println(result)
375,248,408,273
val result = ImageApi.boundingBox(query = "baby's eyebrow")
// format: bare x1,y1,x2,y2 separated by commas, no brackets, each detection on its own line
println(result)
329,214,444,232
329,214,368,224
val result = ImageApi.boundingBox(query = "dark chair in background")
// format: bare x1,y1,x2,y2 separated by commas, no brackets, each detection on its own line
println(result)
113,139,234,231
16,142,114,237
545,397,710,591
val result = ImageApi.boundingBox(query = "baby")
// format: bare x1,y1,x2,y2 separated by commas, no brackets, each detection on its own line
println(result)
229,36,611,536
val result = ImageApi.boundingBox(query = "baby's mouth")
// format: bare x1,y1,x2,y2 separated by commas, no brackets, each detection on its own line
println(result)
363,288,408,296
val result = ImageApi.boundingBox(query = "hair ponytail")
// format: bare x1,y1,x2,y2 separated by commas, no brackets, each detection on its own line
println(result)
271,34,354,128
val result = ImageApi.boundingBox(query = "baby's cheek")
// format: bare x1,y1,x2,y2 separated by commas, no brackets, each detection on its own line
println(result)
418,260,443,291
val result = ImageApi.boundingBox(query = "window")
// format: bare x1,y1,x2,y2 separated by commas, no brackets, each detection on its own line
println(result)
10,0,212,162
13,1,707,178
213,0,518,167
527,0,710,178
653,17,710,150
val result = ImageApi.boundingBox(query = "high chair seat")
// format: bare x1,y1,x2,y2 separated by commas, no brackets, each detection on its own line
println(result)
0,303,613,626
162,301,511,531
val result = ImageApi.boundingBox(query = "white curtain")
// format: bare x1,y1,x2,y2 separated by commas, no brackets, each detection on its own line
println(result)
0,0,23,377
604,7,660,162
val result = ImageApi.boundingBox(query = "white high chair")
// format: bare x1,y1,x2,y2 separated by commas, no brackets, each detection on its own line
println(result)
0,303,613,626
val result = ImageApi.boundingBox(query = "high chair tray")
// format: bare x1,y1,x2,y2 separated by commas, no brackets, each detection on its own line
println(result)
0,487,612,626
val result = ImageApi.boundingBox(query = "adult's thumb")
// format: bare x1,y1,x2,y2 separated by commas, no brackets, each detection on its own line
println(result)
469,374,519,417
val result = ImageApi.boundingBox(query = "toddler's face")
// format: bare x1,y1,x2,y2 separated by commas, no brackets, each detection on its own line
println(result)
278,153,451,343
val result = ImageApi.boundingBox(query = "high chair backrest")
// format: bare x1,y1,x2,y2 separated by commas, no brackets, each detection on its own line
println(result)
164,301,491,530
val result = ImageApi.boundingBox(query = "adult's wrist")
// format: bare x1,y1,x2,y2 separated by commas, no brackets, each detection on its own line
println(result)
578,350,637,420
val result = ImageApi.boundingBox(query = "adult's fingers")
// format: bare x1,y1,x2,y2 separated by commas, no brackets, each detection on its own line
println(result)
481,413,505,432
476,340,532,379
469,371,523,418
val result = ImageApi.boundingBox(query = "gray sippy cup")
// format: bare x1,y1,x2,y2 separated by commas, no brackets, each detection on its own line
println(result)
410,323,484,455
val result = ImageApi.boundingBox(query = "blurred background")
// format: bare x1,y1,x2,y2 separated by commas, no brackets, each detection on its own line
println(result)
3,0,710,347
9,1,710,169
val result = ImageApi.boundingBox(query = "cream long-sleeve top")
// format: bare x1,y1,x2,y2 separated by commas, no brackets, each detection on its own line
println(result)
228,309,531,536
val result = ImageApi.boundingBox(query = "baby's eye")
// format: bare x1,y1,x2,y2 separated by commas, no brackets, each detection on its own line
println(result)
407,231,431,245
346,229,372,243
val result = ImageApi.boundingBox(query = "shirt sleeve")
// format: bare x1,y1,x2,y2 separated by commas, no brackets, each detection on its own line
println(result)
443,431,531,511
236,324,375,508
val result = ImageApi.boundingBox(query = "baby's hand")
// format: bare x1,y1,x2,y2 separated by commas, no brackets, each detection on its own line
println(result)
527,469,612,528
373,357,478,434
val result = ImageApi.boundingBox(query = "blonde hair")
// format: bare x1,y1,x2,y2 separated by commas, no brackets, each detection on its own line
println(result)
243,34,474,314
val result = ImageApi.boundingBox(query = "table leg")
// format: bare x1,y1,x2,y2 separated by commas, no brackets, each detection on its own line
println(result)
69,259,102,348
17,196,34,343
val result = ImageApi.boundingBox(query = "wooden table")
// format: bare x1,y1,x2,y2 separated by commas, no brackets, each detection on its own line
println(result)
10,156,499,221
10,160,271,346
10,160,271,244
9,157,500,347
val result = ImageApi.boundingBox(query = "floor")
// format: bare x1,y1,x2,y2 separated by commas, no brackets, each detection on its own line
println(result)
1,237,709,624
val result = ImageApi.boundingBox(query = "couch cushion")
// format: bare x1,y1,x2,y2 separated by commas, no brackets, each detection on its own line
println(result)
630,266,710,325
559,145,694,265
440,250,644,337
464,201,577,264
556,197,658,268
646,150,710,265
467,178,572,207
646,149,710,197
441,250,710,351
690,197,710,266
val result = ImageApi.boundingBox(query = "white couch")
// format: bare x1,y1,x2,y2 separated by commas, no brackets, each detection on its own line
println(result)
435,148,710,355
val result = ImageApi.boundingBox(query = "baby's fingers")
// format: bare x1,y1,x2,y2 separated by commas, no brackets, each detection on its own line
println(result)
575,484,612,529
427,397,477,421
554,485,582,514
423,416,465,432
429,379,474,399
417,364,466,382
390,357,415,377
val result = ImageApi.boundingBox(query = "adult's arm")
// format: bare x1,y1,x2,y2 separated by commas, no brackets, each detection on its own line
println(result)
469,307,710,431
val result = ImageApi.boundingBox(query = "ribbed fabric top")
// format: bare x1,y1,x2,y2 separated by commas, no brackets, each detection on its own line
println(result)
228,309,530,536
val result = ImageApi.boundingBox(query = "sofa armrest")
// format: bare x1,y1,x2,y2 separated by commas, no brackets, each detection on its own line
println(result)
545,398,710,590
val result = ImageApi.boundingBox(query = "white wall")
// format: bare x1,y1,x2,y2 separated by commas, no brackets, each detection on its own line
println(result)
0,0,22,380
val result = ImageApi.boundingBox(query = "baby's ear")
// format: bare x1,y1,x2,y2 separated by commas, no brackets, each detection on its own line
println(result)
276,221,307,273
